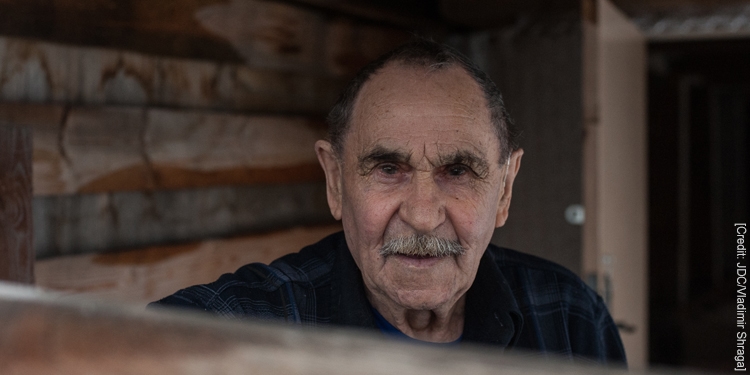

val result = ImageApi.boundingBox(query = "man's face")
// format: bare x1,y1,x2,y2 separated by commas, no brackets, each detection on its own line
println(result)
316,63,522,312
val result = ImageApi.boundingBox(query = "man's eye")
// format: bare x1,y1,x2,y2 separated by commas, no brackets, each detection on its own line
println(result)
447,165,470,177
379,164,399,175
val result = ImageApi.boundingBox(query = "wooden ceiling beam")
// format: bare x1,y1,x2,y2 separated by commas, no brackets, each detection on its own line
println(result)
0,0,243,62
611,0,750,18
0,0,416,65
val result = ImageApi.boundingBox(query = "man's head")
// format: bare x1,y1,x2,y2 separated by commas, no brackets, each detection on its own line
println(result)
327,39,518,164
315,39,523,315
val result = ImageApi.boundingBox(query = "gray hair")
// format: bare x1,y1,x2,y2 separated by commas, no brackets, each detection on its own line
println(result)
326,38,519,163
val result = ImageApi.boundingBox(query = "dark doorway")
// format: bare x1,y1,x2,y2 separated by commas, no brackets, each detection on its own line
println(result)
648,39,750,372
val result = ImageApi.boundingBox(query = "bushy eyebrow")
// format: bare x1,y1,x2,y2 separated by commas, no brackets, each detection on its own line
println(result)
357,146,411,174
356,146,491,178
438,150,490,178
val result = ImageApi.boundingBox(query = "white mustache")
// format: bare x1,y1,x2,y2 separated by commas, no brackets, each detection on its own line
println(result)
380,234,465,258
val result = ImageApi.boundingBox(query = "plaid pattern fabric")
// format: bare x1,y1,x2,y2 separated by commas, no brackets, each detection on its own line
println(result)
150,231,626,365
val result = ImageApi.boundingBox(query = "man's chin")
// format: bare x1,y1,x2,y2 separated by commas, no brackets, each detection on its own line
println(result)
392,291,454,312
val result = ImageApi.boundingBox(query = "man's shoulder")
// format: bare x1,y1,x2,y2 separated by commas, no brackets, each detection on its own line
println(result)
486,245,626,364
486,244,601,310
260,230,343,284
487,244,584,282
202,230,343,291
149,231,345,318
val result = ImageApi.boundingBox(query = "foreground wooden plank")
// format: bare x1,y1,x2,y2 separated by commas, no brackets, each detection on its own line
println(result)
35,224,342,303
0,36,345,113
0,102,326,195
0,282,690,374
0,123,34,284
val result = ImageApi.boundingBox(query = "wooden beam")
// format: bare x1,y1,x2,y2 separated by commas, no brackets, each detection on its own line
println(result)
610,0,748,18
0,103,326,195
0,123,34,284
286,0,446,31
0,0,243,63
35,224,342,303
33,182,332,258
439,0,747,28
439,0,580,29
0,36,346,113
0,1,412,75
0,282,646,375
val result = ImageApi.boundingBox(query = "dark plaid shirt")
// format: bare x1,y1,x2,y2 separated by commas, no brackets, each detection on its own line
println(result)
150,231,626,365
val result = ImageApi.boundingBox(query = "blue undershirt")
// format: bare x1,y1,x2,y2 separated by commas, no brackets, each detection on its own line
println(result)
370,306,462,346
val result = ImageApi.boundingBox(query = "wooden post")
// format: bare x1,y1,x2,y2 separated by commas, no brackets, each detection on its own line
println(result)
0,123,33,284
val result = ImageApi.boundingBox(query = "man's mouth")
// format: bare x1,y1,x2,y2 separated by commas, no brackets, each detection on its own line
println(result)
392,253,445,267
400,254,441,259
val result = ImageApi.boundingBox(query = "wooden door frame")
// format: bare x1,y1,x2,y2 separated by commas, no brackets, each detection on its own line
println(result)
582,0,648,368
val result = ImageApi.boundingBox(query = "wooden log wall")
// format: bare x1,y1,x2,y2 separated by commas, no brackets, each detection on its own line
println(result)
0,0,414,290
32,183,333,259
0,0,417,73
35,224,341,302
0,103,326,195
0,36,345,112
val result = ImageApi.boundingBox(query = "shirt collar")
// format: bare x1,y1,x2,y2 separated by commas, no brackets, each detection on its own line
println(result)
463,247,524,347
330,232,377,328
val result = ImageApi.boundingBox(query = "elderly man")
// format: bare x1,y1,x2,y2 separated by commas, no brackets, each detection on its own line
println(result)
151,40,626,364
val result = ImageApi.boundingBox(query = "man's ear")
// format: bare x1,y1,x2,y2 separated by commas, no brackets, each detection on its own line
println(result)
495,148,524,228
315,140,343,220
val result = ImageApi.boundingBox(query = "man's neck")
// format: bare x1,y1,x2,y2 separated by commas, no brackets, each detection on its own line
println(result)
366,293,466,343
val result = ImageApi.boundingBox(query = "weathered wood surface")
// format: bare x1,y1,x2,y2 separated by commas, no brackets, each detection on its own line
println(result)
290,0,445,31
0,1,412,78
0,123,33,284
0,102,326,195
0,283,678,375
194,0,412,75
33,182,332,259
0,36,346,113
35,224,342,303
610,0,745,17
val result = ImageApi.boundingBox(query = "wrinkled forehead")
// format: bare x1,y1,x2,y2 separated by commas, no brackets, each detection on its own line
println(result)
344,63,498,161
354,63,489,121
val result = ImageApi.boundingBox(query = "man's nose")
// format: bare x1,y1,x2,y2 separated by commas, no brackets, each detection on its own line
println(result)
399,172,445,234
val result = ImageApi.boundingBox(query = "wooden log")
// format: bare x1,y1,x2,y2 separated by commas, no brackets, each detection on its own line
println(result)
0,282,653,375
0,0,243,63
33,183,333,259
194,1,412,75
291,0,445,31
35,224,342,303
0,102,326,195
0,123,34,284
0,1,416,69
0,36,346,112
610,0,744,17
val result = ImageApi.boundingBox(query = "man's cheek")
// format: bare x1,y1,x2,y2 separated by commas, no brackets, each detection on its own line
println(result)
346,195,388,239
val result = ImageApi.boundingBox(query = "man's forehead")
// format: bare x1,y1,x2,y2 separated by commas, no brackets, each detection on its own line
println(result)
352,63,489,120
344,62,499,163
